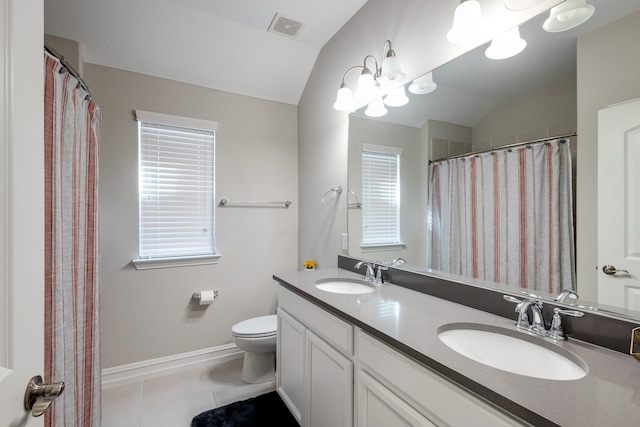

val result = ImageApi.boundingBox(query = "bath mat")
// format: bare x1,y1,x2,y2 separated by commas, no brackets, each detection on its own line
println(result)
191,391,299,427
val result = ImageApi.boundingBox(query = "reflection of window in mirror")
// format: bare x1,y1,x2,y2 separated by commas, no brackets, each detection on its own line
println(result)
361,143,403,247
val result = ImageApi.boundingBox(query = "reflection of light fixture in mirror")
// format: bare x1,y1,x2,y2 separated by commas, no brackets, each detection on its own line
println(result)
384,86,409,107
504,0,545,11
409,72,437,95
485,26,527,60
543,0,595,32
447,0,487,44
364,98,388,117
334,40,405,112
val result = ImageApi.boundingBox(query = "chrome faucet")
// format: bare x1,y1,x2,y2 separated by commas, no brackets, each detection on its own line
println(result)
391,257,406,267
554,289,579,304
355,261,375,282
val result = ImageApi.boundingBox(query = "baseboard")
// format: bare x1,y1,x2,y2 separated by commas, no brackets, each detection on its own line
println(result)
102,343,243,389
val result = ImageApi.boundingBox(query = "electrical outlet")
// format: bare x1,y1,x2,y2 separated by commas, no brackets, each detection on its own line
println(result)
341,233,349,251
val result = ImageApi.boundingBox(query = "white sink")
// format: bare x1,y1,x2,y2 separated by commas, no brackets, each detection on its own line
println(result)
314,278,376,295
437,323,588,381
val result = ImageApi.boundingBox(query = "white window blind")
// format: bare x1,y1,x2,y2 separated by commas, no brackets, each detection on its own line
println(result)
362,144,402,246
136,111,217,260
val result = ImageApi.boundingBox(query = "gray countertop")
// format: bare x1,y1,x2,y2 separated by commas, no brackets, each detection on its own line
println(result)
274,268,640,427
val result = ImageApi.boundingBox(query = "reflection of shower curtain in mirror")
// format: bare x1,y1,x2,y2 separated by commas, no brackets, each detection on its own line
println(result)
44,51,101,427
427,139,575,294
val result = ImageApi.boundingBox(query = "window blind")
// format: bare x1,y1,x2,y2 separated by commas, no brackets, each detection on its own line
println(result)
137,111,216,259
362,147,401,246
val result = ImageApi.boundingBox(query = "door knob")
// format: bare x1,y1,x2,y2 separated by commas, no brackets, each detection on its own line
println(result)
602,265,630,275
24,375,65,417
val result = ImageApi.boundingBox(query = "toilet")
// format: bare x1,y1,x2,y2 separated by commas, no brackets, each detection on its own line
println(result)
231,315,277,384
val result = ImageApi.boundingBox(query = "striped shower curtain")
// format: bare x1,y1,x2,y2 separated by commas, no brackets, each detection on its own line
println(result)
427,139,575,294
44,51,101,427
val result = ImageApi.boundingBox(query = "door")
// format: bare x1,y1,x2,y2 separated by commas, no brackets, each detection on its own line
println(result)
0,0,47,425
276,308,305,424
305,330,353,427
598,97,640,312
356,370,436,427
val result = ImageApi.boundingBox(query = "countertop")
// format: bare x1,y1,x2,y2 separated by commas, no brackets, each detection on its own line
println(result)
274,268,640,427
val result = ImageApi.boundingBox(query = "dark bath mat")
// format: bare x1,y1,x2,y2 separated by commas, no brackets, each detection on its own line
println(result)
191,391,299,427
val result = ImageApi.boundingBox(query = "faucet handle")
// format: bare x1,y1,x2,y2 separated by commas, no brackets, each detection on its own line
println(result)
503,295,530,329
375,265,388,284
548,308,584,340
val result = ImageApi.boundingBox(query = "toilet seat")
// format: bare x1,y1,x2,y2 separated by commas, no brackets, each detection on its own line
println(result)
231,315,277,338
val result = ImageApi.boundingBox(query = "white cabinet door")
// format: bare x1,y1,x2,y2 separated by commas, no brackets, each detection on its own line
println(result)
356,371,436,427
277,308,305,424
598,98,640,311
305,330,353,427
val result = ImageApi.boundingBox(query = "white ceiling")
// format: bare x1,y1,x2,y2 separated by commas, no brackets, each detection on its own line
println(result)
44,0,368,105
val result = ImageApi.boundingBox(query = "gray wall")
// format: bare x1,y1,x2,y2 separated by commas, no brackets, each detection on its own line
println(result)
84,64,298,368
575,11,640,301
297,0,560,270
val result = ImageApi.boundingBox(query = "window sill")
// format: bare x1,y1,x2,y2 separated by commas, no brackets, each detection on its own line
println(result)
360,243,406,252
132,254,222,270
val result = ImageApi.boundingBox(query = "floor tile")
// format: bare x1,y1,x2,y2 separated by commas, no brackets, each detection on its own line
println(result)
212,379,276,407
141,363,213,411
140,390,216,427
101,381,143,425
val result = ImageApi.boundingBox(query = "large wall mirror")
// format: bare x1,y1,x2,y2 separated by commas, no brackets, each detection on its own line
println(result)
347,0,640,320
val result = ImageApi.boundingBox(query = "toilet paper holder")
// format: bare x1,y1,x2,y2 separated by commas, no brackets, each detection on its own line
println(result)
192,290,219,301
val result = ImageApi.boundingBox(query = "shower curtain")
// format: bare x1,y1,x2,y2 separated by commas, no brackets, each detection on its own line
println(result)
44,51,101,427
427,138,575,294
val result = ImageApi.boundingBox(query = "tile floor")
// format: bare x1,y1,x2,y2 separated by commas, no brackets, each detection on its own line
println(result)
101,355,276,427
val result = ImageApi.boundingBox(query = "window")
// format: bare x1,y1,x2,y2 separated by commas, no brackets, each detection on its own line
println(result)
361,143,402,247
133,111,220,269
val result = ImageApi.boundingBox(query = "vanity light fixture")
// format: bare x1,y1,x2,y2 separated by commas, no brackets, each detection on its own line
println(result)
504,0,545,11
447,0,487,44
485,26,527,60
333,40,406,114
409,72,437,95
543,0,595,33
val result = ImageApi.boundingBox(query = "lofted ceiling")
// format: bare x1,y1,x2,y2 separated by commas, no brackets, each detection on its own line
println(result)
44,0,368,105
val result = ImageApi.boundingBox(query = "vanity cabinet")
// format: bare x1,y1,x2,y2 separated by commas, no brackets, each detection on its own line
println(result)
277,287,354,427
277,285,526,427
356,330,527,427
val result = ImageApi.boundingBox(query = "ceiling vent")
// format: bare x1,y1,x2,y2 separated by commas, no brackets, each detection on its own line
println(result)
268,13,304,38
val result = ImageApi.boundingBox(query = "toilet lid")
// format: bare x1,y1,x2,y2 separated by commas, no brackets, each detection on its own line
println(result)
232,315,277,337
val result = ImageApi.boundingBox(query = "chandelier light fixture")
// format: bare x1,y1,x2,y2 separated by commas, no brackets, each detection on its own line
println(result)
543,0,595,33
447,0,487,44
333,40,406,115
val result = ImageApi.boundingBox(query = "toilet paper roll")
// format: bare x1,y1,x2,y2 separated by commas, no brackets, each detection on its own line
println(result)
199,290,215,305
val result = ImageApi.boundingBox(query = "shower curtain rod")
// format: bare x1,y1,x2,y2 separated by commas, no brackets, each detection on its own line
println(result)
428,132,577,164
44,44,93,100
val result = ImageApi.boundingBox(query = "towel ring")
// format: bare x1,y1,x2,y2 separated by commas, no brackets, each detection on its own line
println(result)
321,186,343,206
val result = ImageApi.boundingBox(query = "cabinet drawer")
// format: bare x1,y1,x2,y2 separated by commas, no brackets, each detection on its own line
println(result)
278,287,353,356
357,330,527,427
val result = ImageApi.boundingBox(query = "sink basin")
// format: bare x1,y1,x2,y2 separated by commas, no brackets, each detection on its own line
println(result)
314,278,376,295
437,323,588,381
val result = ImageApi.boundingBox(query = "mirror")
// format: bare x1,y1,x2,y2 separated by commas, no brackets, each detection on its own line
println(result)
347,0,640,320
